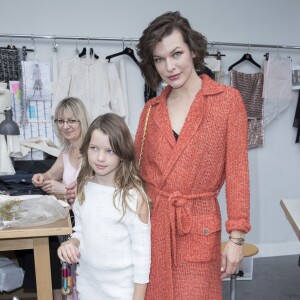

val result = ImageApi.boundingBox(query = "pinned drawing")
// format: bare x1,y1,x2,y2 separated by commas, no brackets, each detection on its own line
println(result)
22,61,51,100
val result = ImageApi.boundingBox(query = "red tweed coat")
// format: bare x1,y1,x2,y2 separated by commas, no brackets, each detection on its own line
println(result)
135,75,250,300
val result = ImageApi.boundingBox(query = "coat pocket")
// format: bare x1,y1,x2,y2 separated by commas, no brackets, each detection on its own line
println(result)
180,214,221,263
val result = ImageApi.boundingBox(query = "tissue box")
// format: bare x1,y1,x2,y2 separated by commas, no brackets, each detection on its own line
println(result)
0,255,24,292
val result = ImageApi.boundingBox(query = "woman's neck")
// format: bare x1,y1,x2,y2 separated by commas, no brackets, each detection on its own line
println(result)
68,140,82,158
170,72,202,100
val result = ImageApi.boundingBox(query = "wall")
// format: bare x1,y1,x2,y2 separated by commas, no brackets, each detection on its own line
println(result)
1,0,300,257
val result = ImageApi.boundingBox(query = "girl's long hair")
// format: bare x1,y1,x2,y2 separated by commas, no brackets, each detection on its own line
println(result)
77,113,148,215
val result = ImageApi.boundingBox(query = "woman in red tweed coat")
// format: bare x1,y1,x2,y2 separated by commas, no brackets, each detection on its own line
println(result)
135,11,251,300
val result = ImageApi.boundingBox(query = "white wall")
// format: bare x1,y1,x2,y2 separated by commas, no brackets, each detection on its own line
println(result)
1,0,300,257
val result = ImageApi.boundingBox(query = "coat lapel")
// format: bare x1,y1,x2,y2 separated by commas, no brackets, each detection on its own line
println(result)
157,75,225,188
152,87,177,147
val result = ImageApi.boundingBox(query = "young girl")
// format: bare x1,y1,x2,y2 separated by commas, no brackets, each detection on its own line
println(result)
57,113,151,300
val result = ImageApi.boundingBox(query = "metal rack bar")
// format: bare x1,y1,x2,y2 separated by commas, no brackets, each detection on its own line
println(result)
0,33,138,43
1,33,300,50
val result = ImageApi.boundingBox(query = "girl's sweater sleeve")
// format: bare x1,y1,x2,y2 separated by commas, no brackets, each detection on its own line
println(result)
70,199,83,242
126,191,151,284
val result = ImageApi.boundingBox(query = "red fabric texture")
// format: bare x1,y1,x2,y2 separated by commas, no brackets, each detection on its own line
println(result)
135,75,250,300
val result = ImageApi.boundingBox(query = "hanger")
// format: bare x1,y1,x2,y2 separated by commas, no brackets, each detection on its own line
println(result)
74,37,80,55
52,38,59,53
0,35,17,51
206,50,225,60
264,53,269,61
228,52,261,71
7,35,16,49
0,45,17,51
106,47,139,66
78,47,99,59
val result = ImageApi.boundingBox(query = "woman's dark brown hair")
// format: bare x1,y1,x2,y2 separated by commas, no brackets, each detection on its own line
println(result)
137,11,207,90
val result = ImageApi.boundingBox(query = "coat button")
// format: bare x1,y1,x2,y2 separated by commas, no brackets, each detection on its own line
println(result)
203,228,209,235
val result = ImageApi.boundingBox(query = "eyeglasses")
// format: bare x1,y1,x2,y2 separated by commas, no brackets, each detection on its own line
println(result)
54,119,80,126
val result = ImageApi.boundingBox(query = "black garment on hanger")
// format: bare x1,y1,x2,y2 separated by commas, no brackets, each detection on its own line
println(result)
0,47,22,84
228,53,261,71
293,90,300,143
106,47,139,66
144,84,157,103
197,66,215,80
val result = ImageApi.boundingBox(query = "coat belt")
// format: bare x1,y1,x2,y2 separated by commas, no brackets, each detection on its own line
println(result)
148,186,218,265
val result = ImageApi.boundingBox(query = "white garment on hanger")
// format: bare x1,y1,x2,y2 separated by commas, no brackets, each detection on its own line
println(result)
116,58,129,124
6,136,29,158
53,56,128,121
0,136,15,175
204,57,221,72
0,84,16,174
263,55,292,126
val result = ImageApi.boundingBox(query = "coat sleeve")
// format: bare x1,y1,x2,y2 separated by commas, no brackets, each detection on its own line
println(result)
225,89,251,234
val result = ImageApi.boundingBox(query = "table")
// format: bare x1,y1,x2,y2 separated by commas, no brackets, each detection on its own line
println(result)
280,199,300,240
0,216,72,300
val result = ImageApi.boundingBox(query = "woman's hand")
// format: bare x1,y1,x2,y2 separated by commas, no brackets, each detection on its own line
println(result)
32,173,45,187
42,180,66,195
65,181,77,204
57,238,80,264
221,231,245,279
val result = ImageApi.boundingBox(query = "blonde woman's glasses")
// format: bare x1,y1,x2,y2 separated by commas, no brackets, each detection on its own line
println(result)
54,119,80,126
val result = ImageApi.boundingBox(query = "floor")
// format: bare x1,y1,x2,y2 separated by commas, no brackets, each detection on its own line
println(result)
222,255,300,300
0,255,299,300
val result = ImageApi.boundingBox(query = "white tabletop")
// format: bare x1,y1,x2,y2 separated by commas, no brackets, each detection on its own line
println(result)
280,199,300,240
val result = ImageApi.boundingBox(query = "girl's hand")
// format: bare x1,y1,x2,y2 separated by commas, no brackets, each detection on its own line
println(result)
32,173,45,187
42,180,66,195
57,239,80,264
220,239,243,279
132,283,147,300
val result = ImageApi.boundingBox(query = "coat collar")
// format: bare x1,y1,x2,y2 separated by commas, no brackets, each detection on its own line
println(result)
149,74,225,106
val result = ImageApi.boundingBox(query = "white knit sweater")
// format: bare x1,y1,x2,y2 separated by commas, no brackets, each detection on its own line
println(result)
71,182,151,300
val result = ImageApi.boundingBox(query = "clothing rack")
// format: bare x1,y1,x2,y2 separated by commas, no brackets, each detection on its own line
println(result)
1,33,300,50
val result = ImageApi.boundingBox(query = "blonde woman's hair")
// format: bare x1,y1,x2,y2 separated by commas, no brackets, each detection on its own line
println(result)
77,113,149,215
54,97,89,149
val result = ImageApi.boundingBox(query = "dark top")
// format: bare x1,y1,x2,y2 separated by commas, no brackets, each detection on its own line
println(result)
173,130,179,141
